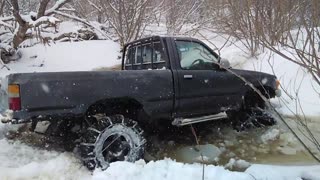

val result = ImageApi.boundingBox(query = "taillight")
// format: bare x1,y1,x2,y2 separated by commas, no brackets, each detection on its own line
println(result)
8,84,21,111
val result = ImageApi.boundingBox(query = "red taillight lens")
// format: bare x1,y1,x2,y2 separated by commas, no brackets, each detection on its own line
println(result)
8,84,21,111
9,97,21,111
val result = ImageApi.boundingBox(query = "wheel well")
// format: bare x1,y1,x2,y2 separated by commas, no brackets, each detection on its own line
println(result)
86,97,143,121
244,86,274,109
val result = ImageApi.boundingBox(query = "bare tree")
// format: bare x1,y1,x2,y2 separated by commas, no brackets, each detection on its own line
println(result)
213,0,300,56
88,0,151,46
10,0,70,49
259,0,320,87
0,0,72,63
164,0,204,35
0,0,110,63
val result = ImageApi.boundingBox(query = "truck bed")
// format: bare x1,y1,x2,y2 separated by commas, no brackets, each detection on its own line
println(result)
8,70,174,122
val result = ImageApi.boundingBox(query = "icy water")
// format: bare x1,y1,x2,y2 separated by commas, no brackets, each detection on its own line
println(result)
4,116,319,171
145,118,319,169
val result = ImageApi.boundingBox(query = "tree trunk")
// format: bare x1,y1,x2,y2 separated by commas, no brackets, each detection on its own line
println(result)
12,24,28,49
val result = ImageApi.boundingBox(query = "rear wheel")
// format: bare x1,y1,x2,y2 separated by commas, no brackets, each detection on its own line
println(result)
79,114,146,170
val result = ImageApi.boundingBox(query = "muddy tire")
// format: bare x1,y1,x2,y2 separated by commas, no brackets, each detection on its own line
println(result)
248,107,276,127
228,108,276,131
79,114,146,170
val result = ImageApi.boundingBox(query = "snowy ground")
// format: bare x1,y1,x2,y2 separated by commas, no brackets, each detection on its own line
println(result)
0,40,120,77
0,133,319,180
1,28,320,179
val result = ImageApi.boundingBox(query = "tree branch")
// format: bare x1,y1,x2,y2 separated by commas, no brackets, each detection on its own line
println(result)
37,0,51,18
10,0,25,25
45,0,71,16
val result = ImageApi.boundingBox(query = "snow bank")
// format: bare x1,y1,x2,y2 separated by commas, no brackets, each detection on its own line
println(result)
242,49,320,116
0,139,90,180
246,164,320,180
0,138,319,180
92,159,251,180
0,40,121,78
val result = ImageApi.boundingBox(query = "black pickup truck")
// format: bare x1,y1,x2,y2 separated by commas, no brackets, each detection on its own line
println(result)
1,36,281,169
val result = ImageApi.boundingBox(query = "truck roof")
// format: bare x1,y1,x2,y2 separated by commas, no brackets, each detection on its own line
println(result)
124,36,201,48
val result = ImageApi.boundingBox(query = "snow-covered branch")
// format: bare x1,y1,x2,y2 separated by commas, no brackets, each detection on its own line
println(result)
45,0,71,16
29,16,61,27
88,0,102,12
37,0,50,18
54,10,110,39
0,18,13,29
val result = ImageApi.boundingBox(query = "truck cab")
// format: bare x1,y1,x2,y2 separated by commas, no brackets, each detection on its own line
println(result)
121,36,278,122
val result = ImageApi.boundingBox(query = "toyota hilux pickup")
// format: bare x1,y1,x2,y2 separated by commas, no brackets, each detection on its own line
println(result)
1,36,281,170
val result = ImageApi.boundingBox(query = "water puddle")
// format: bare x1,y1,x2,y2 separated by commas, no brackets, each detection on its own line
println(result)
145,119,318,169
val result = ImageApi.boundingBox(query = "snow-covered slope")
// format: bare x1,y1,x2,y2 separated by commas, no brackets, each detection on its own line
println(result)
0,40,120,77
242,50,320,116
0,139,91,180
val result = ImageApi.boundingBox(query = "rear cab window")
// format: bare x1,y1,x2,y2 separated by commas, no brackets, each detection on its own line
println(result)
125,41,168,70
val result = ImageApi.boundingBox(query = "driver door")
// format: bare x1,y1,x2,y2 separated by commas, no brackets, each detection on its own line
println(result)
175,40,239,117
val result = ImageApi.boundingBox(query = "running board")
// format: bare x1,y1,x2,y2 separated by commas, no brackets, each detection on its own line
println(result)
172,112,227,126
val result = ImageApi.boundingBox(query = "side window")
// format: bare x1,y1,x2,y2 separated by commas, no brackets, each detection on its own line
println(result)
125,46,134,65
152,41,166,69
135,45,142,64
153,42,165,63
142,44,152,63
175,41,218,70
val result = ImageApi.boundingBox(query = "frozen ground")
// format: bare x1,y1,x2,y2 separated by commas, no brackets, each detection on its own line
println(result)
0,27,320,179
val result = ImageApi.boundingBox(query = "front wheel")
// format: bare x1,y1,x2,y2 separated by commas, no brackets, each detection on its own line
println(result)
227,107,276,131
79,114,146,170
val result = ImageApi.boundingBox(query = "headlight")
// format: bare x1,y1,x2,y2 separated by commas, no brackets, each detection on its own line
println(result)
276,80,280,89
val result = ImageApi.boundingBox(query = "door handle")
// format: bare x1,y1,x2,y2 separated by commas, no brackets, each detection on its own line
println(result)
183,74,193,79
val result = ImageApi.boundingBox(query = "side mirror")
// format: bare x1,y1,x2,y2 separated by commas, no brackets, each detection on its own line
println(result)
219,58,231,69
